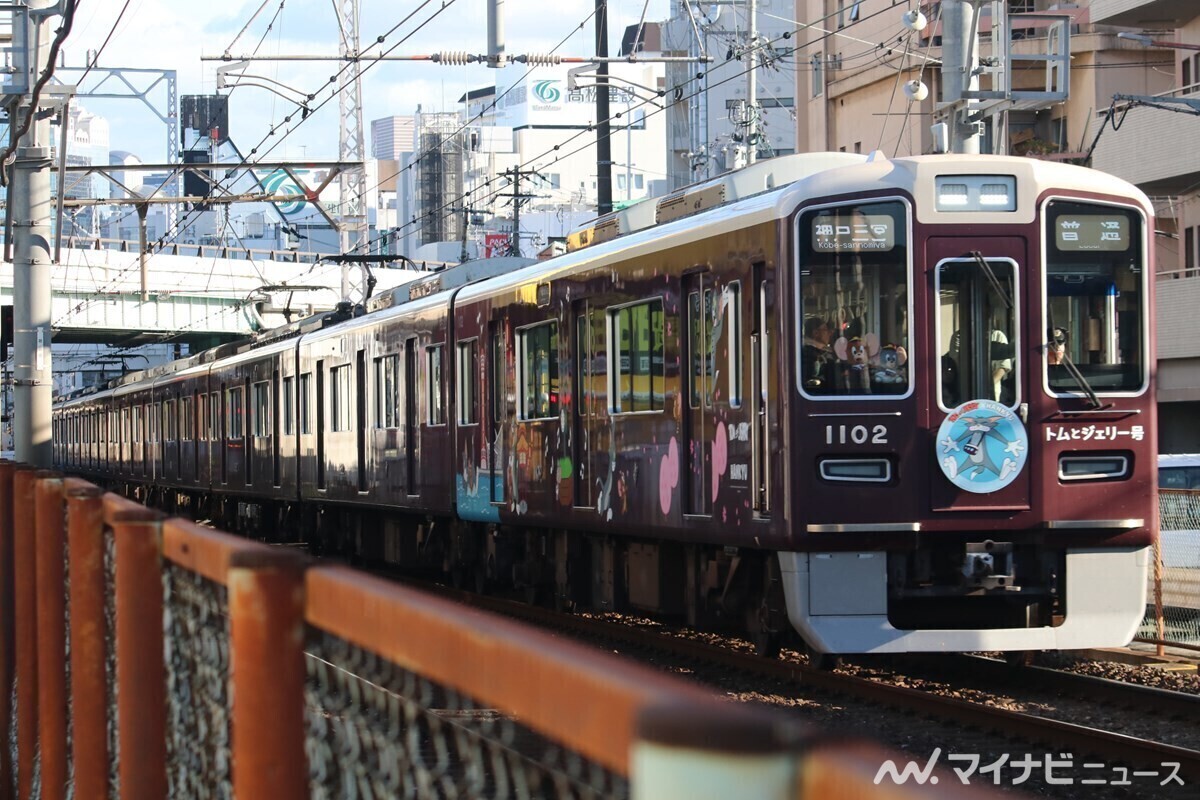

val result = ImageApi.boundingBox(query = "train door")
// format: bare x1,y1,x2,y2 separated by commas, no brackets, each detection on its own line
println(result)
927,238,1031,511
486,321,507,506
356,348,368,493
405,338,417,496
315,364,326,491
683,272,716,515
752,264,773,517
572,301,607,507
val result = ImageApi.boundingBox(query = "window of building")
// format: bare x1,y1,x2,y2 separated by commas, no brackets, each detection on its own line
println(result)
518,322,559,420
299,374,312,434
610,299,664,413
1186,226,1195,276
427,345,445,425
252,381,270,438
375,355,399,429
228,386,245,439
811,55,823,97
330,365,351,432
634,174,644,190
760,97,795,109
281,376,295,435
457,340,478,424
1185,57,1193,93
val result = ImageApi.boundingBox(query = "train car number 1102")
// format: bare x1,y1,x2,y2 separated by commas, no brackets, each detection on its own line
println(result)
825,424,888,445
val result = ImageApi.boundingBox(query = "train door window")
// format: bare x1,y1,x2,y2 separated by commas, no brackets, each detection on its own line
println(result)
149,404,158,445
427,345,445,425
180,396,193,441
1044,201,1146,395
299,374,312,434
132,405,141,443
936,258,1019,409
228,386,245,439
491,327,506,425
163,400,176,442
797,200,910,399
609,298,664,413
316,365,326,490
252,381,271,438
725,282,743,408
197,394,207,441
517,322,559,420
456,340,478,425
689,289,715,408
210,392,221,440
330,365,352,432
282,376,295,435
375,355,399,429
404,340,417,495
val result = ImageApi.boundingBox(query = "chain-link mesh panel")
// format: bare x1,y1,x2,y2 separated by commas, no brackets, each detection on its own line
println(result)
7,680,15,799
305,627,627,800
163,563,231,800
1142,490,1200,646
103,526,118,800
63,507,73,800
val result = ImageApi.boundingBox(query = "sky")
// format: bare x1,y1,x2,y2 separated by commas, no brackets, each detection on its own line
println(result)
61,0,673,164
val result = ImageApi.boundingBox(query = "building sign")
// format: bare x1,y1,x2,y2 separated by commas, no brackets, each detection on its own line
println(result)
484,232,511,257
1054,215,1130,251
496,65,657,129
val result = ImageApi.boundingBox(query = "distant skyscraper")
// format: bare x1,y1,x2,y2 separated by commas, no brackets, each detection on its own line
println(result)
371,115,416,160
59,105,111,200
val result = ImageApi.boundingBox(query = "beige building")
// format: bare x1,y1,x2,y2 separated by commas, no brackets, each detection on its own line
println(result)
796,0,1200,451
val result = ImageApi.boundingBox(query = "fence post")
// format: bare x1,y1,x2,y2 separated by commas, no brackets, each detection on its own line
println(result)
13,469,39,800
228,549,309,799
33,476,67,800
1154,535,1165,657
631,702,803,800
109,501,166,800
0,462,16,800
65,480,107,800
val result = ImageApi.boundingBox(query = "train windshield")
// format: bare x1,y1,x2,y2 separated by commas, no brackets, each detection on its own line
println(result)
937,257,1019,409
797,200,910,398
1044,201,1146,395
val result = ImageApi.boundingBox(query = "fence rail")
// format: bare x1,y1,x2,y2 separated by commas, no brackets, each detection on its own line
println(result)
0,461,999,799
1142,489,1200,651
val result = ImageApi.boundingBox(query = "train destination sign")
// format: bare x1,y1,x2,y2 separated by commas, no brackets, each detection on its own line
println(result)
1055,215,1129,251
812,214,895,252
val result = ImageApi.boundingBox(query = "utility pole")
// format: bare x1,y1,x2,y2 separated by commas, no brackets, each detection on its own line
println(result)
337,0,368,302
595,0,613,215
501,167,541,257
941,0,981,154
746,0,758,165
12,0,62,467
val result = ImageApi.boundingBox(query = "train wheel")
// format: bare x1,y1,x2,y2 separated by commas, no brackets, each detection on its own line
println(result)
804,643,842,671
1005,650,1034,669
745,608,782,658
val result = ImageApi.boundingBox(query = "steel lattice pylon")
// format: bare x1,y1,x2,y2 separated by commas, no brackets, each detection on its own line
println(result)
337,0,369,302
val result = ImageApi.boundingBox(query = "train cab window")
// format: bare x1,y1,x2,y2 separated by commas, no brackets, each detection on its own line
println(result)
1044,201,1146,395
937,257,1019,408
427,345,446,425
456,341,478,425
375,355,399,429
252,381,270,438
299,373,313,434
610,298,664,413
798,200,910,398
518,321,559,420
330,365,352,432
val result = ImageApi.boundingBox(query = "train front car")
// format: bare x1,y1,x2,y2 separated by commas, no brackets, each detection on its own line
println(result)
779,154,1155,655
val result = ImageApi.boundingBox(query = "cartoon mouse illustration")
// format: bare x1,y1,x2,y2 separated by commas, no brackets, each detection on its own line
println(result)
834,333,879,393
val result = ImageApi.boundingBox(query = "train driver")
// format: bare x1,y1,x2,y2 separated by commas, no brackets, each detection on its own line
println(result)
802,317,837,391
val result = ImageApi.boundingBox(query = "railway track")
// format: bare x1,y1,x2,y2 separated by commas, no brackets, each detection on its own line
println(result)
408,579,1200,788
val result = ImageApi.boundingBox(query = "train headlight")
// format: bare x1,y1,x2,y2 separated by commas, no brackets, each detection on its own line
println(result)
819,457,891,483
935,175,1016,212
1058,454,1129,482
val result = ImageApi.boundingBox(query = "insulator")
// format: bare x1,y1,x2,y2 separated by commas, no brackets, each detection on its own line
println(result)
520,53,562,66
433,51,477,66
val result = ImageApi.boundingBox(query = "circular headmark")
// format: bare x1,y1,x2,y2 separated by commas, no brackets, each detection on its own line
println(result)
935,399,1029,494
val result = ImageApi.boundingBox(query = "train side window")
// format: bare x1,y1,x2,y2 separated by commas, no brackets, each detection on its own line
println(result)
299,373,312,434
330,365,352,432
132,405,142,443
456,340,478,425
726,282,743,408
163,400,176,442
210,392,221,439
227,387,245,439
609,298,664,413
375,355,399,429
252,381,271,438
282,376,295,435
517,322,559,420
180,396,193,441
427,345,446,425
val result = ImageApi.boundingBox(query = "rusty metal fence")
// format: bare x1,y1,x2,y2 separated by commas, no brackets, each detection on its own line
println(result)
1142,489,1200,651
0,461,999,800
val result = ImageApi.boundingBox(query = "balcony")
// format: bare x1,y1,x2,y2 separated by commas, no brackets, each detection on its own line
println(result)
1091,100,1200,194
1090,0,1197,28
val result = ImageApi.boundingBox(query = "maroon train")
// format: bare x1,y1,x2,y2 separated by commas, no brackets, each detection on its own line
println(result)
55,152,1157,657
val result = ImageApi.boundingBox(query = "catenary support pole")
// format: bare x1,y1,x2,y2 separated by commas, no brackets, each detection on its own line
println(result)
941,0,981,154
595,0,612,215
